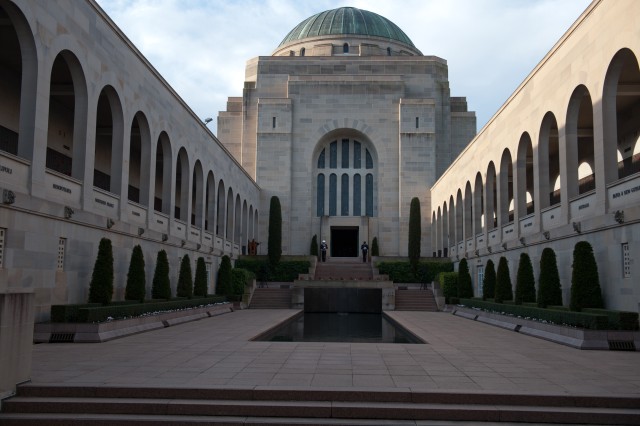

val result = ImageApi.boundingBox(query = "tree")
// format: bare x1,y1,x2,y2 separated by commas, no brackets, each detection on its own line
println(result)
457,258,474,298
267,196,282,266
570,241,604,311
217,255,232,296
408,197,421,274
537,247,563,308
371,237,379,256
152,249,171,300
494,256,513,303
515,253,536,305
193,257,208,297
88,238,114,305
310,234,318,257
176,254,193,298
125,244,146,302
482,259,496,301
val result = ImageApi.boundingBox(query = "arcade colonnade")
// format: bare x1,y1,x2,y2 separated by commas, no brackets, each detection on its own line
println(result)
430,0,640,312
0,0,260,319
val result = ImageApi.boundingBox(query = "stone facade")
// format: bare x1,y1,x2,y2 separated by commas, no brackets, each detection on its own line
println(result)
430,0,640,313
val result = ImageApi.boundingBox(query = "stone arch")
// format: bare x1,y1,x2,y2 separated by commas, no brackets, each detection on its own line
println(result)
566,85,595,197
234,194,241,244
442,201,449,257
538,112,560,208
128,111,151,206
455,189,463,246
174,147,190,221
464,181,473,241
474,172,484,233
154,131,172,214
448,195,455,254
205,171,215,232
499,148,514,225
226,187,234,240
486,162,497,230
191,160,204,227
93,85,124,194
516,132,534,218
216,180,225,237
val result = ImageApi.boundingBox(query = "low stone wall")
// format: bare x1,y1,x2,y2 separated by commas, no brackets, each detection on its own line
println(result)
0,291,35,399
450,305,640,351
34,303,233,343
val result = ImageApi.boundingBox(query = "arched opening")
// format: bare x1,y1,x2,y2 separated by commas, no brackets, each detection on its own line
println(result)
516,133,535,217
46,51,88,179
455,189,463,245
242,200,248,248
128,112,151,206
464,181,473,241
343,43,349,54
603,48,640,182
448,195,455,254
216,180,225,237
248,206,254,240
442,202,449,257
226,188,234,240
205,171,215,231
474,172,484,233
154,132,172,214
0,2,37,160
499,149,514,224
234,194,241,244
567,85,595,196
300,47,305,56
174,147,189,221
539,112,561,208
486,162,497,230
93,86,124,194
191,160,203,227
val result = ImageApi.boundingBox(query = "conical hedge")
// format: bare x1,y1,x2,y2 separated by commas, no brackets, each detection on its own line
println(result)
371,237,379,256
152,249,171,300
494,256,513,303
193,256,208,297
537,247,563,308
570,241,604,311
408,197,421,274
125,244,146,302
310,234,318,257
515,252,536,305
88,238,114,305
482,259,496,300
176,254,193,298
217,255,232,296
457,258,474,298
268,196,282,266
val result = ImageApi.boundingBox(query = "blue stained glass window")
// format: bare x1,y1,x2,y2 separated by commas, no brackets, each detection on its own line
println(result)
317,149,325,169
317,174,325,216
366,149,373,169
330,142,337,168
353,174,361,216
341,174,349,216
329,173,337,216
353,141,361,168
366,173,373,216
342,139,349,168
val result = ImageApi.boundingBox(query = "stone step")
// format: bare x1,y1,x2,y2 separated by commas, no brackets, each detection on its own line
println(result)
249,288,291,309
2,395,639,425
395,290,438,311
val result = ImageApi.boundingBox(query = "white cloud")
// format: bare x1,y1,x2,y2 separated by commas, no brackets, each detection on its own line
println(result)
95,0,592,134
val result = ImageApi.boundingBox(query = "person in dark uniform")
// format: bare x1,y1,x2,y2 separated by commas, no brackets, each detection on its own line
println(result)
361,241,368,263
320,240,328,262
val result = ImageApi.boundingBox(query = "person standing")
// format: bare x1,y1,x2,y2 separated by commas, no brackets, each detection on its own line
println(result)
320,240,328,262
361,241,368,263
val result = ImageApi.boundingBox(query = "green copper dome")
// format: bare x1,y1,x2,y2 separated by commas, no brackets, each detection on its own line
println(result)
278,7,415,48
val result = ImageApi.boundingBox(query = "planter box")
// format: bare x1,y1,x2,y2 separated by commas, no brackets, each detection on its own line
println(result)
34,303,233,343
450,306,640,351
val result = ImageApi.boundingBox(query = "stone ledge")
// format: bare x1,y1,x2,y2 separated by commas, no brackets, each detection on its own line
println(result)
450,306,640,350
33,304,233,343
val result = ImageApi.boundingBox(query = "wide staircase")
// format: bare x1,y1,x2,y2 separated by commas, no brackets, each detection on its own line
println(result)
395,288,438,311
2,383,639,425
248,287,291,309
314,258,373,280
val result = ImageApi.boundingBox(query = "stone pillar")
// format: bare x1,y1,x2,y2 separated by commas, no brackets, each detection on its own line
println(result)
0,291,35,399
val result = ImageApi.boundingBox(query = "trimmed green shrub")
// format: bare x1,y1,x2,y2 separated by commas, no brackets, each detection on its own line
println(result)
152,249,171,300
268,196,282,266
537,247,562,308
193,257,208,297
310,234,318,257
176,254,193,298
125,245,146,302
217,255,232,295
570,241,604,311
583,308,639,331
408,197,421,273
515,253,536,305
377,260,453,284
494,256,513,303
457,258,473,298
371,237,379,256
439,272,458,304
51,303,101,323
234,258,311,282
459,298,609,330
76,296,226,323
482,259,496,301
88,238,114,305
231,268,255,297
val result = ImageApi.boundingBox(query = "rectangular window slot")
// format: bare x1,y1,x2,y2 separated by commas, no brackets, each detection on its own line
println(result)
622,243,631,278
416,117,419,129
0,228,5,268
272,117,276,129
57,238,66,271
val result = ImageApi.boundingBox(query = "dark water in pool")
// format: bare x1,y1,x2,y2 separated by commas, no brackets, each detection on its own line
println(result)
258,313,424,344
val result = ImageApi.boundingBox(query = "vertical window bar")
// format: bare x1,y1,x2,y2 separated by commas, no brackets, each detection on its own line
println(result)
342,139,349,168
329,174,337,216
353,141,361,168
317,174,325,216
317,149,325,169
330,141,337,169
366,173,373,216
353,174,361,216
366,149,373,169
341,174,349,216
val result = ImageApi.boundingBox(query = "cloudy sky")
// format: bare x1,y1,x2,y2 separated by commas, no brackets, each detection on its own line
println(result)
95,0,592,135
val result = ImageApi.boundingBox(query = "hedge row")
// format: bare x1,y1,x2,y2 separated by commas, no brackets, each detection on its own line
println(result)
459,298,611,330
438,272,458,303
231,268,255,296
234,258,310,282
376,260,453,283
583,308,639,331
51,300,141,323
55,296,226,323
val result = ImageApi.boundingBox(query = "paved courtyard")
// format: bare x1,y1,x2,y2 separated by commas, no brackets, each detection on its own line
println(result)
30,310,640,396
